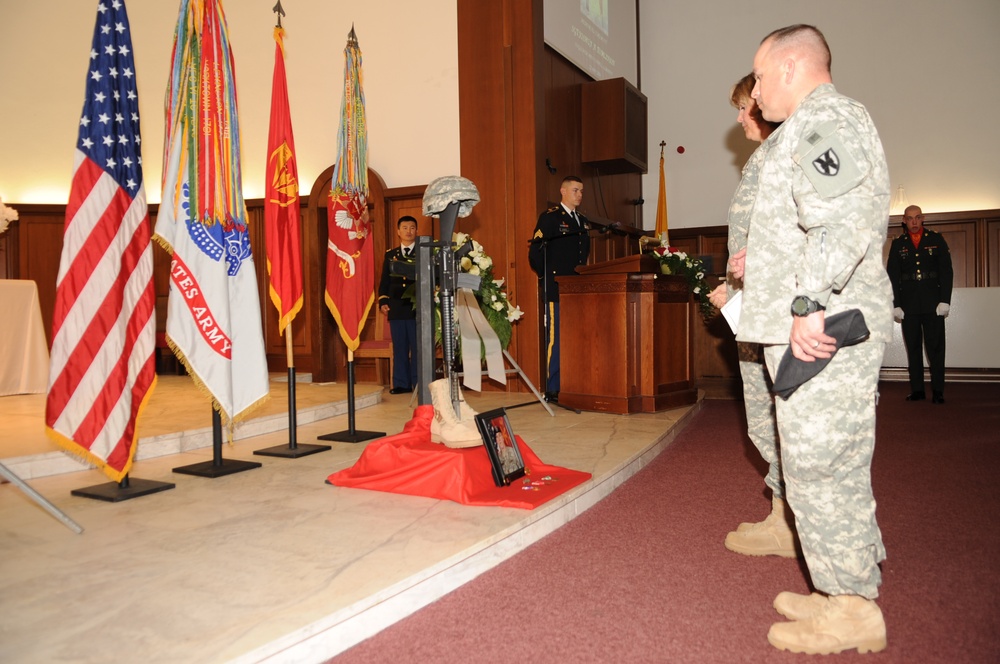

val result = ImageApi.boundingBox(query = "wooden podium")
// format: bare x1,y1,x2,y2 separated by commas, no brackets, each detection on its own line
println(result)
556,254,697,414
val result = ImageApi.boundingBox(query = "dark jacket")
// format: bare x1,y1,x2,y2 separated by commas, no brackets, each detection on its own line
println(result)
377,246,416,320
886,228,953,315
528,205,590,302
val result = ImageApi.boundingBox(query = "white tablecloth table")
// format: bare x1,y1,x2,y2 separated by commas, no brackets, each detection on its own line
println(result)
0,279,50,396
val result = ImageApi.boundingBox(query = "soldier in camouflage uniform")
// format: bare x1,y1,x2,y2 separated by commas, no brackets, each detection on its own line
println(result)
708,74,797,559
730,25,892,655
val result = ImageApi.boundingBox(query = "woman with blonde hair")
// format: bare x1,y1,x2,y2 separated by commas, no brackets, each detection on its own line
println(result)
708,74,792,559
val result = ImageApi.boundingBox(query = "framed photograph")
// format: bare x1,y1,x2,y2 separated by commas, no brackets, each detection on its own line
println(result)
475,408,526,487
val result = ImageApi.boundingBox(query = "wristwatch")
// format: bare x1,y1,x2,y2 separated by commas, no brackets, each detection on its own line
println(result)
790,295,825,317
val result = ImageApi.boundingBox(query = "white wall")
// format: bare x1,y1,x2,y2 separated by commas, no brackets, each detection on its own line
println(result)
0,0,460,204
3,0,998,225
640,0,1000,230
882,288,1000,369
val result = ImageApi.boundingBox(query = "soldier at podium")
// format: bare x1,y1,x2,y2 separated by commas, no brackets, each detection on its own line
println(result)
528,175,591,403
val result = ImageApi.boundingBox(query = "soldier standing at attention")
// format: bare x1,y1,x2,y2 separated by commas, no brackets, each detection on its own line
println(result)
729,24,893,654
528,175,590,403
886,205,953,403
378,216,419,395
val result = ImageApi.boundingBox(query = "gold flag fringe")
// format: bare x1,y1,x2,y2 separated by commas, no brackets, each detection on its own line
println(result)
164,335,270,442
45,374,159,484
324,290,375,352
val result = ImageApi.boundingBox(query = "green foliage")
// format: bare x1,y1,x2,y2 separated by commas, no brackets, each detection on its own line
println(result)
651,246,715,320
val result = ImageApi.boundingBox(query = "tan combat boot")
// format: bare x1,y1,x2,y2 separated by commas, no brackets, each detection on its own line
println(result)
773,591,831,620
724,495,799,558
768,594,887,655
429,379,481,448
735,495,790,532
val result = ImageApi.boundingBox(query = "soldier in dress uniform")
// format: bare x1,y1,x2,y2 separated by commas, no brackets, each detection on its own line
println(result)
730,24,892,655
885,205,953,403
528,175,590,402
378,216,419,394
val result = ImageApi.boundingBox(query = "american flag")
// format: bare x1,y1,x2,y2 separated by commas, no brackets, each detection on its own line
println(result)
45,0,157,483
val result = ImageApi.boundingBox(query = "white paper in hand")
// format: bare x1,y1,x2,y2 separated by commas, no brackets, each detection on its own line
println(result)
721,289,742,334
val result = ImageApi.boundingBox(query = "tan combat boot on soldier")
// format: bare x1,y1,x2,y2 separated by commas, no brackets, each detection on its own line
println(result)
773,591,829,620
768,594,887,655
724,495,800,558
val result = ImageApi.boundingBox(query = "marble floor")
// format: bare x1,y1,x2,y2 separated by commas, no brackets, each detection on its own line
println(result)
0,376,700,663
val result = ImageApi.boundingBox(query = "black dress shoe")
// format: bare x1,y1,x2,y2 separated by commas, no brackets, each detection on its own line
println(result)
932,392,945,404
388,387,410,395
544,391,559,404
905,391,926,401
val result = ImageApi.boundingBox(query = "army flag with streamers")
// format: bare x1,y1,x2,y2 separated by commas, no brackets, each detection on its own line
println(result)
324,27,374,352
45,0,156,482
265,25,303,337
155,0,269,425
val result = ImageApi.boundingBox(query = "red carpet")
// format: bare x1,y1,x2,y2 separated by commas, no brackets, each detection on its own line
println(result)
333,382,1000,663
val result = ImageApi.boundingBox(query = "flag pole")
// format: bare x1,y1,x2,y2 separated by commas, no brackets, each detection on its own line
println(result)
655,140,669,247
316,24,383,444
174,408,262,478
318,348,384,443
165,0,268,479
254,1,330,458
49,0,175,502
255,320,333,457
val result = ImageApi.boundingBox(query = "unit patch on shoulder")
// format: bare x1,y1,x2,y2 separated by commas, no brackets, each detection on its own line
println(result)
794,121,867,199
812,148,840,176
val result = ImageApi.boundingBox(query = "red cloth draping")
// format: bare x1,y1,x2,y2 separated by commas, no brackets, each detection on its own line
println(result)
327,406,592,509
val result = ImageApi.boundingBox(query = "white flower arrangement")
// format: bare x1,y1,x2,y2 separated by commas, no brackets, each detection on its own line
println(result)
0,197,18,236
650,245,714,319
453,232,523,346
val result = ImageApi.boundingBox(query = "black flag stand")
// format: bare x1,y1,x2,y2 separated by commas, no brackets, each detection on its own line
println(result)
255,326,331,457
70,472,175,504
317,352,385,443
173,408,262,477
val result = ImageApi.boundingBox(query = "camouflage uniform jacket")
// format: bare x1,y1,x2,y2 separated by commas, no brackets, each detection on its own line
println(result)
737,84,893,345
726,139,774,301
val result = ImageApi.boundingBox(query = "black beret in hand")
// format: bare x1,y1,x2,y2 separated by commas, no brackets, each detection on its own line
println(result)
772,309,871,400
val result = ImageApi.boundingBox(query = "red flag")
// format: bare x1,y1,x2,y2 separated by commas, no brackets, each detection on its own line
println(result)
265,26,303,336
45,0,156,482
324,29,373,352
326,190,374,350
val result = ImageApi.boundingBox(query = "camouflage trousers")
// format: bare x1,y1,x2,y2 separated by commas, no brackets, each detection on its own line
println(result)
737,342,782,499
763,341,887,599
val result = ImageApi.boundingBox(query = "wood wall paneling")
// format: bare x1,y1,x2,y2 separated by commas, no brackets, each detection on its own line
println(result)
989,219,1000,286
581,77,648,173
1,217,18,279
16,206,66,347
458,0,545,392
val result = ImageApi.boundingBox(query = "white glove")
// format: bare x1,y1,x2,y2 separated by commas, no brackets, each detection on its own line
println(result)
892,307,904,323
936,302,950,318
